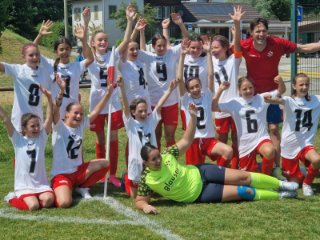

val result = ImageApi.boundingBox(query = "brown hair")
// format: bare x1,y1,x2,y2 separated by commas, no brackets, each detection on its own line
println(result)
21,113,40,134
129,98,147,118
21,43,39,56
250,18,269,32
53,37,72,78
212,35,231,58
151,33,167,47
292,73,310,101
185,77,202,92
238,76,254,90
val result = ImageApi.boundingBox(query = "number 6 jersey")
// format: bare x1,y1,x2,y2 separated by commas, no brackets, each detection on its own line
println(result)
281,95,320,159
219,91,277,157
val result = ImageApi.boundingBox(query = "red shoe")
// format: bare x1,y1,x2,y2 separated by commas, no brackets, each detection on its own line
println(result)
109,175,121,188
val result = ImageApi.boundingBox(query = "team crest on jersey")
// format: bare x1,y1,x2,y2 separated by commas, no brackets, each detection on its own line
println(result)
267,51,273,57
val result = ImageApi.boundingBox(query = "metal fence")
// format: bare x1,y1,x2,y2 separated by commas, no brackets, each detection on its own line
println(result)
297,2,320,95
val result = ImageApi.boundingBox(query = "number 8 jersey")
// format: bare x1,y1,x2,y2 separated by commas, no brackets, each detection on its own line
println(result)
281,96,320,159
219,91,277,158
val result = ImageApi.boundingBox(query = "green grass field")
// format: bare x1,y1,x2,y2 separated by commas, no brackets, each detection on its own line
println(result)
1,30,320,240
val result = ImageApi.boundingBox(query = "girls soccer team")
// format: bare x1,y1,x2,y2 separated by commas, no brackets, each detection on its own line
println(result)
0,5,320,212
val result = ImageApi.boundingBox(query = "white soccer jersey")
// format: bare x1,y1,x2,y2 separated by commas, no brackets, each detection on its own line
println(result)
3,62,51,131
88,50,121,114
281,95,320,159
42,56,86,119
137,45,180,107
213,54,242,119
10,129,52,197
123,110,161,182
181,88,215,138
51,117,90,177
183,54,209,90
119,59,152,113
219,91,277,157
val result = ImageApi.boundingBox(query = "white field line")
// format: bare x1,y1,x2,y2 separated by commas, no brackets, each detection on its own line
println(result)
93,196,184,240
0,208,138,226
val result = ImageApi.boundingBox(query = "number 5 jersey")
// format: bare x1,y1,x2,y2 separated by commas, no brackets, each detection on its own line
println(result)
281,95,320,159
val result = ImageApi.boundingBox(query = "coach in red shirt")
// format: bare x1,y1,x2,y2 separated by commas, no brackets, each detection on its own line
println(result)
240,17,320,177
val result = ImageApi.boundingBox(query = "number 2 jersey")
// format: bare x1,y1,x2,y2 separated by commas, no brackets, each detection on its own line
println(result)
219,91,278,157
281,95,320,159
137,45,180,107
3,61,51,131
181,88,215,138
51,117,90,178
10,129,52,197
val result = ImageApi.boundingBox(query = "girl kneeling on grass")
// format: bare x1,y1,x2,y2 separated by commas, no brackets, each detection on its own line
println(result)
118,77,177,198
135,103,298,214
50,77,113,208
265,73,320,196
1,86,54,211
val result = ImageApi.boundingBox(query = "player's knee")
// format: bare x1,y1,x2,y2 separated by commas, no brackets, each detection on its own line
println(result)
224,146,233,160
264,147,275,160
101,160,109,168
268,125,280,136
237,186,256,200
56,197,72,208
41,195,55,208
27,201,40,211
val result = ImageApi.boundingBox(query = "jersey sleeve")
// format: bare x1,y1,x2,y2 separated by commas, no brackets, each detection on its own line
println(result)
137,50,154,63
79,60,87,74
277,38,297,54
170,44,181,60
218,100,234,114
3,63,19,77
9,129,20,146
137,170,154,196
162,145,180,159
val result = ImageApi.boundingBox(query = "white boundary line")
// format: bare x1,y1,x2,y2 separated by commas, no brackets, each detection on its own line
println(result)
0,196,184,240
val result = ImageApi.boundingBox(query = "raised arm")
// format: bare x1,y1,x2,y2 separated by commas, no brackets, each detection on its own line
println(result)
117,77,130,118
162,18,171,48
0,105,14,137
275,75,286,95
177,39,189,96
203,38,214,92
117,4,136,55
171,13,189,38
297,42,320,53
154,80,178,113
39,85,53,134
229,6,245,52
33,20,53,46
88,84,113,123
176,103,197,155
53,75,66,124
212,81,230,112
74,24,94,68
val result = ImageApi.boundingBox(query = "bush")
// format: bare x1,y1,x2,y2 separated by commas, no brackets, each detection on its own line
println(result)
35,21,65,49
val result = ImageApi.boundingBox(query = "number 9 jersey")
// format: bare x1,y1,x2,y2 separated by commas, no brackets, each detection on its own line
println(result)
219,91,278,158
281,95,320,159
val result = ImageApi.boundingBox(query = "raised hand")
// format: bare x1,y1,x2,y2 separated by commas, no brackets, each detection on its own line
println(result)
162,18,170,29
39,20,53,36
220,81,230,91
39,84,52,99
274,75,283,85
181,38,190,55
229,6,245,23
74,24,85,40
135,17,148,31
82,7,91,26
203,36,212,53
55,74,66,92
116,76,124,88
188,103,198,117
126,4,137,22
168,79,178,91
171,12,183,25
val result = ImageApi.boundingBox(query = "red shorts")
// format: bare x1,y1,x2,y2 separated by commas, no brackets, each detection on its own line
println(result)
215,117,237,134
239,139,272,172
19,190,54,200
282,146,314,183
51,162,90,190
186,138,219,165
90,111,124,131
153,103,178,126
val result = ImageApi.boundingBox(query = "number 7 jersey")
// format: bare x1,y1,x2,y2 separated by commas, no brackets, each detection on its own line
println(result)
281,95,320,159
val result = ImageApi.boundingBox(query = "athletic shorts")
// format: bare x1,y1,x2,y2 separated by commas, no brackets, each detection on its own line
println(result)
51,162,90,190
267,104,282,124
215,116,237,134
239,139,272,172
195,164,225,203
19,190,54,201
153,103,178,126
90,111,124,131
282,145,314,183
186,138,219,165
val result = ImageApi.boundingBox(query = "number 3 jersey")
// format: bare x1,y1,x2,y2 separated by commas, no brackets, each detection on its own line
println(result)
181,89,215,138
281,95,320,159
123,110,161,182
3,62,51,131
219,91,277,157
137,45,180,107
10,129,52,197
51,117,90,177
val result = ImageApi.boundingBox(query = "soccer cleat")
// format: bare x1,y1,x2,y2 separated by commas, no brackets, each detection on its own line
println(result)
4,192,16,203
279,181,299,191
279,191,298,199
109,175,121,188
75,187,92,199
302,183,314,196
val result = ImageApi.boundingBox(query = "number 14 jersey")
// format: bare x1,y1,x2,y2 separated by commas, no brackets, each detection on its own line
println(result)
281,95,320,159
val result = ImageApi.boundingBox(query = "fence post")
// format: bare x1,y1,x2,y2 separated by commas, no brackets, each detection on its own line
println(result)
290,0,297,91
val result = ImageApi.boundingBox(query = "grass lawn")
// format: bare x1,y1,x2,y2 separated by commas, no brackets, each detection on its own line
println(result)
1,30,320,240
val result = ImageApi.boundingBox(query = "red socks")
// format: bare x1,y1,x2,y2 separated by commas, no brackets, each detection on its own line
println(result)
81,167,109,188
217,156,230,167
261,157,274,175
304,165,319,185
231,145,239,169
109,141,118,176
9,198,29,211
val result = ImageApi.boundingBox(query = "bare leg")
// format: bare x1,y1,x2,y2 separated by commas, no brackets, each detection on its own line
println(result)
54,185,73,208
268,123,281,167
23,196,40,211
164,124,177,147
38,192,55,208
